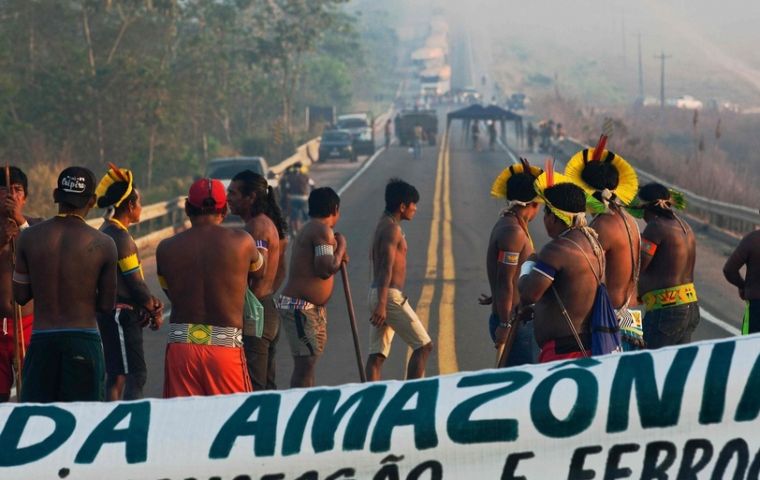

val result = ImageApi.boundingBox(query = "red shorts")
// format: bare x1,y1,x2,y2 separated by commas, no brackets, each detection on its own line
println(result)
539,339,590,363
0,315,33,395
163,343,252,398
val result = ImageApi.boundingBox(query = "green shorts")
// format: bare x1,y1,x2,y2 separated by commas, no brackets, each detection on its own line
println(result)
20,329,105,403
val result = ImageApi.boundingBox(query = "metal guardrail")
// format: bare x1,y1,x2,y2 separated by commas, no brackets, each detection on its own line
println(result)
554,137,760,238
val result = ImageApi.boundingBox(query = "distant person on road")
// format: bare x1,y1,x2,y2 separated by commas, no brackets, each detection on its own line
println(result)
0,167,41,403
480,160,542,366
278,187,348,388
724,227,760,335
157,178,264,398
629,183,698,349
281,162,312,236
516,174,602,362
565,149,644,350
366,179,432,381
384,119,392,149
228,170,288,390
527,122,537,153
472,121,482,152
412,123,424,159
95,166,164,401
14,167,117,402
488,121,497,151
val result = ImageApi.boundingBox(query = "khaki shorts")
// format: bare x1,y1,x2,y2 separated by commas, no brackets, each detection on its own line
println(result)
368,288,431,357
277,297,327,357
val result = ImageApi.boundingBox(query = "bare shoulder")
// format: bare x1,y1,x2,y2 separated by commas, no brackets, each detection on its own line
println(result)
494,223,526,251
538,239,573,269
86,228,117,259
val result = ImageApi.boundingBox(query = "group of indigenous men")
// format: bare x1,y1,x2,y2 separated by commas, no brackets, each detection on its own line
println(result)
0,141,758,403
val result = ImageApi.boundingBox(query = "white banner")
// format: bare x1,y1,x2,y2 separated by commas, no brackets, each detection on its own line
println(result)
1,335,759,479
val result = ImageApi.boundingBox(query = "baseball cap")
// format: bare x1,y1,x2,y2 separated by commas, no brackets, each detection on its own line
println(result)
53,166,96,209
187,178,226,212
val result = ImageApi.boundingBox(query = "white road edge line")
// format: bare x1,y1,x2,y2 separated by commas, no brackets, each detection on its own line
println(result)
700,307,741,336
498,136,740,336
337,146,387,196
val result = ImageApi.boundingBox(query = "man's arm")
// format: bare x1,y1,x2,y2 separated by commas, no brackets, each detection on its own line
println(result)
493,227,525,343
12,230,32,305
272,236,289,292
639,221,664,274
245,234,266,280
517,242,564,306
724,234,750,296
155,241,170,298
313,226,347,280
245,219,270,281
96,237,118,314
370,225,399,327
114,232,153,308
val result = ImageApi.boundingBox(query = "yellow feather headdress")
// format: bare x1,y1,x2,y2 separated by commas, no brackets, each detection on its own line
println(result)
95,163,134,209
490,158,543,204
564,148,638,210
534,159,588,227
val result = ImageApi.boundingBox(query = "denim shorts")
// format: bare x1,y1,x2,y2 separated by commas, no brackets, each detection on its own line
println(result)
643,303,700,350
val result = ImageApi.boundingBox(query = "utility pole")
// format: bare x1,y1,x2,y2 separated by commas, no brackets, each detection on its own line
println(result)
654,51,672,108
637,33,644,101
621,9,626,68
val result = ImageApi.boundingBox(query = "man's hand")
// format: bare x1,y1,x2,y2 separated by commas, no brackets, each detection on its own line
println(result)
335,232,349,264
370,302,387,327
494,324,509,345
141,296,164,330
478,294,492,305
2,194,24,227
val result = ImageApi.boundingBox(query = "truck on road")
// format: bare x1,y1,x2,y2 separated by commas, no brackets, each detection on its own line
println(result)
396,109,438,146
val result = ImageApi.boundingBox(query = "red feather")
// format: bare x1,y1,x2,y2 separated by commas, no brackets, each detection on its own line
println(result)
107,162,128,182
544,158,554,187
592,135,607,161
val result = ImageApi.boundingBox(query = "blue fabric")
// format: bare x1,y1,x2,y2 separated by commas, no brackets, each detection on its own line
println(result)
488,313,538,366
534,260,557,280
590,283,622,356
643,303,700,349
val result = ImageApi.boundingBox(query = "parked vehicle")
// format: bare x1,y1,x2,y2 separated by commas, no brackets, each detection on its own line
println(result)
205,156,278,190
336,113,375,156
396,109,438,146
318,129,356,162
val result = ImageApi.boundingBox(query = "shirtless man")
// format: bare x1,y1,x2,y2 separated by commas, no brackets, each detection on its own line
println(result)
14,167,117,402
157,178,264,397
565,150,643,350
633,183,699,348
481,162,541,366
366,179,432,381
0,167,41,402
517,180,602,362
228,170,289,390
278,187,348,388
95,167,163,400
724,229,760,335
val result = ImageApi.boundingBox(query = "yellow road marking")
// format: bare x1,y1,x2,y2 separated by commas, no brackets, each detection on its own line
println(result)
409,127,447,373
438,130,459,374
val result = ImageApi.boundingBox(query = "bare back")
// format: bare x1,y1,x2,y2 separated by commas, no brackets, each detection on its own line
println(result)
725,230,760,300
371,217,407,290
639,215,696,295
157,224,257,328
16,217,117,329
282,219,337,306
246,214,281,298
591,209,639,308
533,230,603,346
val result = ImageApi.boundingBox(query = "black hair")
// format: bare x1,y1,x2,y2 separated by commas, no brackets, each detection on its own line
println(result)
232,169,288,239
544,183,587,214
186,198,228,217
506,173,537,202
385,178,420,213
0,166,28,197
581,161,619,191
97,180,138,213
308,187,340,218
637,182,675,218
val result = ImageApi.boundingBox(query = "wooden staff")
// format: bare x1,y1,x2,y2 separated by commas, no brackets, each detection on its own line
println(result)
495,321,520,368
340,264,366,382
6,163,24,398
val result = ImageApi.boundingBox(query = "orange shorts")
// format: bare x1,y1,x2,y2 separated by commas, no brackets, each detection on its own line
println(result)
0,314,33,395
163,343,252,398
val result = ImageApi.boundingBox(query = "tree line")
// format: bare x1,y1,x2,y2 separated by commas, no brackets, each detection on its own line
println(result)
0,0,399,211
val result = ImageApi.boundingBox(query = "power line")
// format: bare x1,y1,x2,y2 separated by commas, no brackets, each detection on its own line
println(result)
654,51,672,108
